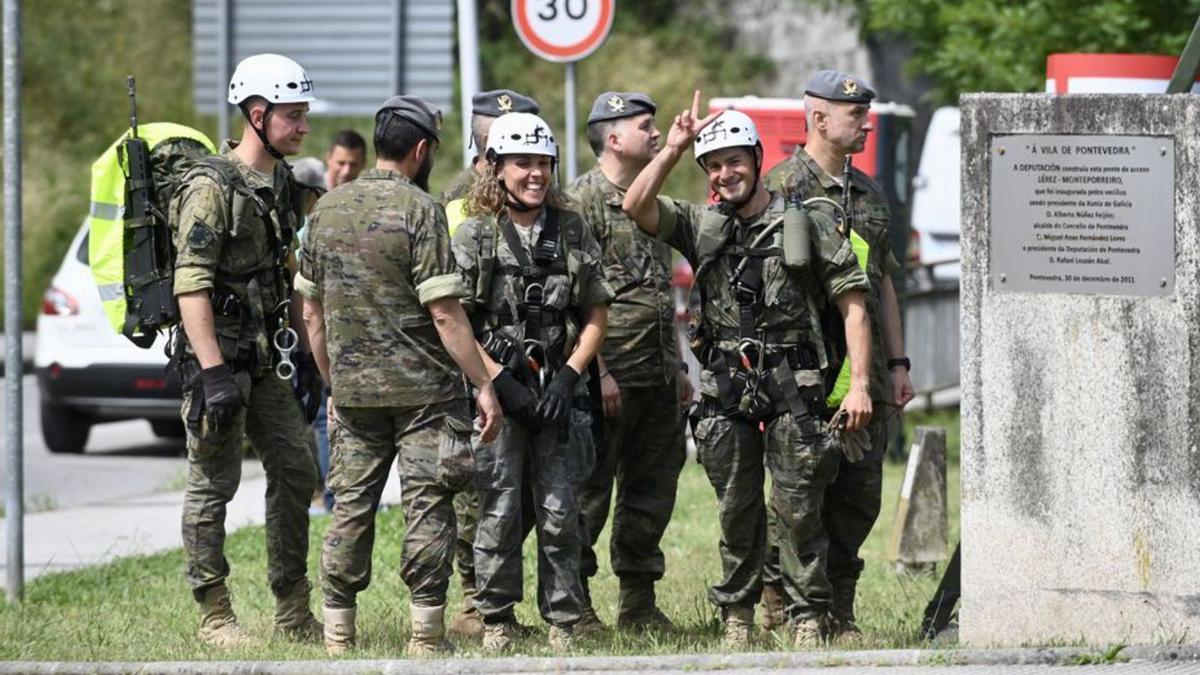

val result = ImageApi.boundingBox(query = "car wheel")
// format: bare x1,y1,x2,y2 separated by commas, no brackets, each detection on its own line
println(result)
41,401,90,454
150,420,187,439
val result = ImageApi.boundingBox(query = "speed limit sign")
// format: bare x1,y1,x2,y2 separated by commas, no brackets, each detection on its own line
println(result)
512,0,615,63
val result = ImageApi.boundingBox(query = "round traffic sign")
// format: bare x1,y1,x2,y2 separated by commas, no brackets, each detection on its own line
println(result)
512,0,615,63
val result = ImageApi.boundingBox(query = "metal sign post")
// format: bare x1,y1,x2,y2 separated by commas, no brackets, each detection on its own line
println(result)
457,0,482,168
512,0,616,183
3,0,24,603
564,61,577,180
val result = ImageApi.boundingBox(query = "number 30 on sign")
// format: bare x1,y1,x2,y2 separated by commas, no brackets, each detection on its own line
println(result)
512,0,616,63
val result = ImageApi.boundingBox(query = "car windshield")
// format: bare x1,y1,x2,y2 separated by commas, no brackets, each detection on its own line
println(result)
77,231,89,265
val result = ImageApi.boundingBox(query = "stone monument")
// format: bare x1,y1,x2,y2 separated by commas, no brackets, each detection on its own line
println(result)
960,94,1200,646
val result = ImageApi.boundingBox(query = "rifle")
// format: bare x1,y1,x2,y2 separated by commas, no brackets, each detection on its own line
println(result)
121,75,177,348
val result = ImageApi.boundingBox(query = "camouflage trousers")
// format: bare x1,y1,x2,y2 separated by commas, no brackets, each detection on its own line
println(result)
320,399,474,609
580,382,686,591
452,479,537,596
764,410,888,621
693,407,840,620
181,369,318,600
473,408,595,626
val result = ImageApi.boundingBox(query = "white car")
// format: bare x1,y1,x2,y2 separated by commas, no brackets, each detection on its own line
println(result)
909,106,962,284
35,223,184,453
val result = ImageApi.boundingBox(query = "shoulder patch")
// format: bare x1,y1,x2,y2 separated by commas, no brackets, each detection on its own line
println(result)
187,221,215,250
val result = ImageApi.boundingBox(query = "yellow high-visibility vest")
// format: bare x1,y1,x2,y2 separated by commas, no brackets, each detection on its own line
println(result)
88,123,215,335
826,229,871,408
446,197,470,236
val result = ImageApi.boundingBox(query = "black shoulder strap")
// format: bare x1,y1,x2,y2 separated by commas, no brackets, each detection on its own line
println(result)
498,217,533,268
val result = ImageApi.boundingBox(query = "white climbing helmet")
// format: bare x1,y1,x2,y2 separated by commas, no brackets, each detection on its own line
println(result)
693,109,760,164
485,112,558,161
227,53,316,106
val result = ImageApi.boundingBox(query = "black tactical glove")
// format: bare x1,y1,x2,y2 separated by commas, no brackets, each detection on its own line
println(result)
536,365,580,426
492,368,542,430
200,364,243,433
294,352,324,424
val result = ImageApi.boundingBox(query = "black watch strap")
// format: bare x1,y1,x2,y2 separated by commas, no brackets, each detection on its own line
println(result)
887,357,911,372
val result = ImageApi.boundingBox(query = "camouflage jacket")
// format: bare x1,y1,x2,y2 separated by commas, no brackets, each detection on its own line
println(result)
295,168,468,408
656,191,868,392
451,205,612,370
439,164,478,205
765,147,899,403
567,167,678,387
171,140,305,376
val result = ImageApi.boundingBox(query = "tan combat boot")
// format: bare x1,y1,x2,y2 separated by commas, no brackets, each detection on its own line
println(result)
793,616,826,649
760,583,787,632
322,605,357,655
274,579,323,642
616,579,674,630
447,577,485,640
721,604,754,649
548,623,574,653
481,618,521,652
197,585,258,648
407,603,455,656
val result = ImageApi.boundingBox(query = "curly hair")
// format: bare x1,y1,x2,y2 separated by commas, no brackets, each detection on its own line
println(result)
465,158,571,217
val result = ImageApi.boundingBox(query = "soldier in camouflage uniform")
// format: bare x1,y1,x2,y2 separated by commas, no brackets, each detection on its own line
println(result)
452,112,612,652
622,93,874,648
438,89,543,641
296,95,503,656
172,54,323,648
566,91,688,632
760,71,914,640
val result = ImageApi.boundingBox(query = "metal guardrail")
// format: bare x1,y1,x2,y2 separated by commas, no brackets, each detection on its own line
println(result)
904,268,961,399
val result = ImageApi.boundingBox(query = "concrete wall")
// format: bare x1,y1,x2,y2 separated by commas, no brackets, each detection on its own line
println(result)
960,94,1200,646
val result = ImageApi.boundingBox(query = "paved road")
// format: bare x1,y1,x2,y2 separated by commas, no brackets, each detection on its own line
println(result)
0,374,263,511
0,373,393,588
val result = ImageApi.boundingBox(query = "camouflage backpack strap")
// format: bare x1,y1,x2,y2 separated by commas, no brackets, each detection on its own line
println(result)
183,156,270,226
474,212,498,307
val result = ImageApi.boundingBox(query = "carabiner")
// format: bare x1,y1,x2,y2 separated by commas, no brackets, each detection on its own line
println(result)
273,326,299,381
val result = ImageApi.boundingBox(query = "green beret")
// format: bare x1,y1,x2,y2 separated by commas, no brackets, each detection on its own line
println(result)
471,89,540,117
804,70,876,104
587,92,657,125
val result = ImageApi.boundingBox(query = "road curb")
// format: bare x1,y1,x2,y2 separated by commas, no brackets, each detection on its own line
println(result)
1,643,1197,674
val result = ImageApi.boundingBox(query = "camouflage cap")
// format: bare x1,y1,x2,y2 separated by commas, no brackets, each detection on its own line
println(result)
376,95,443,140
587,91,657,125
471,89,540,117
804,70,876,104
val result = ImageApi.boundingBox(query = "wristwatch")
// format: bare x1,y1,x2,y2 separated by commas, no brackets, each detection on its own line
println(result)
887,357,911,372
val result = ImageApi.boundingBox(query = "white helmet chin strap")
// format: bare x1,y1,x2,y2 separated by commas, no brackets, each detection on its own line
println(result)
240,102,285,161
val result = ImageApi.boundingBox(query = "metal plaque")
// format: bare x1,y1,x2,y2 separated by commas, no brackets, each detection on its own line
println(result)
990,134,1175,296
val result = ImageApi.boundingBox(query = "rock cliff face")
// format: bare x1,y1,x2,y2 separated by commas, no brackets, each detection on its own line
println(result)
714,1,934,159
716,0,871,98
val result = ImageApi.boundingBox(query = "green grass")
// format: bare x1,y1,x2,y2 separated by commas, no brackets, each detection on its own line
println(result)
0,409,960,661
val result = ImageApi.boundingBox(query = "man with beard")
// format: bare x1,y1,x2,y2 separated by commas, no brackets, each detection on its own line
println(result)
297,95,503,655
622,92,874,648
565,92,689,632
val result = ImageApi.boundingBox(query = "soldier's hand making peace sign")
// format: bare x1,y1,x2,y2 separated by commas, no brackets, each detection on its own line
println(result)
665,90,723,152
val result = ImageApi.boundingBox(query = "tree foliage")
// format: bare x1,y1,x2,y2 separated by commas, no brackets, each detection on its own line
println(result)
842,0,1200,104
4,0,773,323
